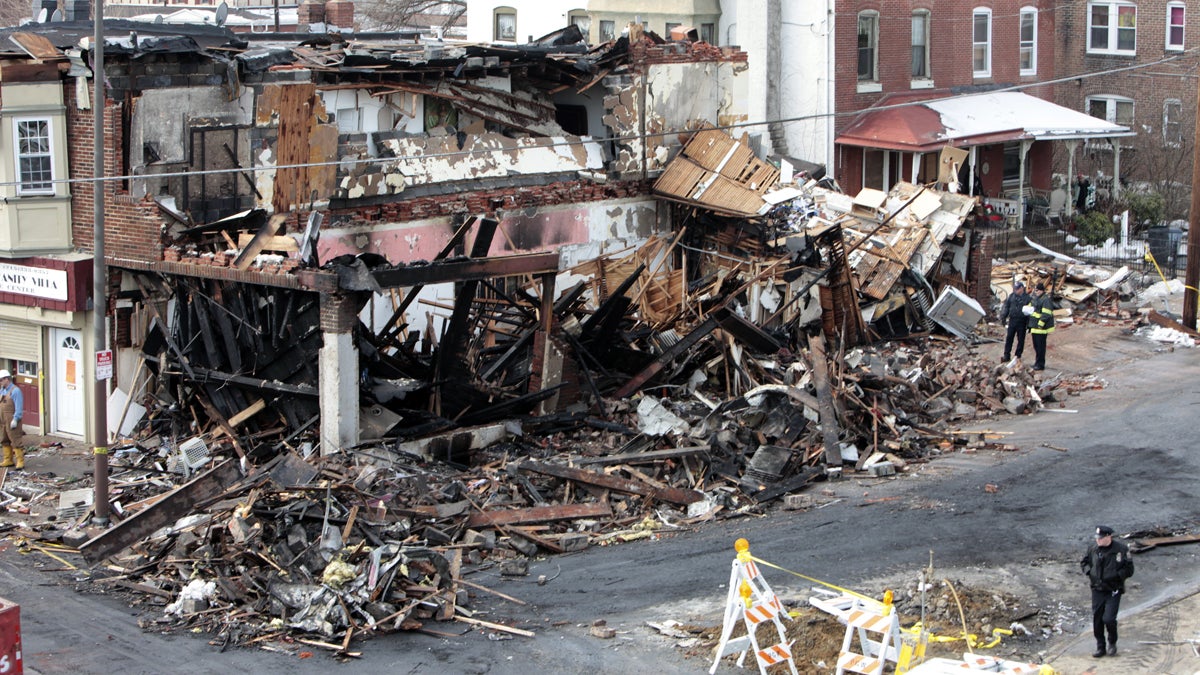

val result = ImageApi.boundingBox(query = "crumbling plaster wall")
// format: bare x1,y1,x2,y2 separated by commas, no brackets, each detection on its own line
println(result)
327,196,665,345
605,60,750,175
128,86,255,199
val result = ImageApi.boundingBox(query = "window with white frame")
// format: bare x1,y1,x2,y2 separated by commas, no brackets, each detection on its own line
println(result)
1020,7,1037,75
972,9,991,77
1088,1,1136,54
15,118,54,195
858,11,879,82
493,7,516,42
1166,2,1185,51
1088,95,1134,125
568,10,589,39
911,10,930,79
1163,99,1183,146
599,20,615,42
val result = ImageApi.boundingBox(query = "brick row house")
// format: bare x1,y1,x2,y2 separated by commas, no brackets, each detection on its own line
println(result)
0,15,750,447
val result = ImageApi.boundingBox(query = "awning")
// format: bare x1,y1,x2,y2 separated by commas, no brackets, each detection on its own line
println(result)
836,91,1134,152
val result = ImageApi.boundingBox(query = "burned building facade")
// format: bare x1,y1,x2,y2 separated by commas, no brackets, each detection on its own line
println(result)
0,20,753,449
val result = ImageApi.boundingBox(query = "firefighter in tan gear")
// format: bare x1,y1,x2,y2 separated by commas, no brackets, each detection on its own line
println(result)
0,370,25,470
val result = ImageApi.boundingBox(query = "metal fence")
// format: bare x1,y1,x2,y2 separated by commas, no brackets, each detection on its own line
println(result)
986,221,1185,280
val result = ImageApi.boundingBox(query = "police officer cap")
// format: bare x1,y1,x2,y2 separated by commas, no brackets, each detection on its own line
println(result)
1096,525,1114,537
1013,280,1024,289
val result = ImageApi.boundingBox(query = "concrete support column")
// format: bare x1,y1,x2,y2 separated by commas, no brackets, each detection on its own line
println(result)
319,292,359,456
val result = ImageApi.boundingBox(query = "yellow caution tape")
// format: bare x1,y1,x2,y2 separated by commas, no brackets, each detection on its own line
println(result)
748,555,882,606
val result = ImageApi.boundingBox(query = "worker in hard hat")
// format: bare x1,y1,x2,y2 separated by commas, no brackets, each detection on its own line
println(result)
0,370,25,470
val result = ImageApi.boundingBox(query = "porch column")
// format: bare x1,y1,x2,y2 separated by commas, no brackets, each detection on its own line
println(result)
968,148,978,196
1112,141,1122,201
1064,140,1079,218
319,292,360,456
911,152,922,184
1017,140,1032,229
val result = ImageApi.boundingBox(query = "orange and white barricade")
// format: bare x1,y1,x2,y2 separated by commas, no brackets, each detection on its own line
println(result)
709,539,797,675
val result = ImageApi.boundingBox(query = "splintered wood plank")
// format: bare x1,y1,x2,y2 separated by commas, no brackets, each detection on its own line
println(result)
519,461,703,505
464,502,612,529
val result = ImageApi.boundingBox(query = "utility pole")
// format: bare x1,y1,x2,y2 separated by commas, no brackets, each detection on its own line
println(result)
1185,71,1200,330
92,0,110,526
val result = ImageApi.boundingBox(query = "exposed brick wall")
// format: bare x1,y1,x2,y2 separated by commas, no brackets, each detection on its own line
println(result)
66,87,162,263
319,292,361,333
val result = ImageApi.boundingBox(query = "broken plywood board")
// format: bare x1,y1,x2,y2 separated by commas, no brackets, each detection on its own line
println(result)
465,502,612,529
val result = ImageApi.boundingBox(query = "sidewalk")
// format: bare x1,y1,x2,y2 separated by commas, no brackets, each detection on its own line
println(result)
1045,585,1200,674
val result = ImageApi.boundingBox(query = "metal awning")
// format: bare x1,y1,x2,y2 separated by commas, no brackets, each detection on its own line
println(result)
836,91,1134,152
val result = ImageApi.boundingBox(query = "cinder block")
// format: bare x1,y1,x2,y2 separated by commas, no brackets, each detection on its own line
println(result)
560,533,589,552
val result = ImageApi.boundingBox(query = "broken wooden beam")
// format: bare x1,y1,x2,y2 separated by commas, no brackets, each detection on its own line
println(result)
79,460,242,564
464,502,612,529
518,460,703,505
574,445,711,467
613,316,719,398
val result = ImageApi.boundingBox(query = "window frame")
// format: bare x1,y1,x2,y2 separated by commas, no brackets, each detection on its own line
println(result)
1019,7,1037,76
567,9,590,40
858,10,879,83
1163,98,1183,147
1166,2,1185,51
599,20,616,42
13,117,55,197
911,10,931,81
1087,94,1134,128
700,23,715,44
1087,1,1137,55
493,7,516,42
972,8,992,78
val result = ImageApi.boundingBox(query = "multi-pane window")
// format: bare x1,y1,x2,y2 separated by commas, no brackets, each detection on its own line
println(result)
493,8,516,42
1163,99,1182,146
972,9,991,77
1166,2,1185,50
1020,8,1037,75
599,20,615,42
1088,95,1134,126
858,11,879,82
1088,2,1136,54
568,10,589,39
911,10,930,79
15,119,54,195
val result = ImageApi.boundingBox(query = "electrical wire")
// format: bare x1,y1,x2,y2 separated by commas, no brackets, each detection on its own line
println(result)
0,43,1195,191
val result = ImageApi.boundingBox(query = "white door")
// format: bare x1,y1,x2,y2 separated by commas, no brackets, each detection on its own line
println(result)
52,328,86,436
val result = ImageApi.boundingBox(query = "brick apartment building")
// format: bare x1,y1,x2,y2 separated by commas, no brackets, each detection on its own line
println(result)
1054,0,1199,219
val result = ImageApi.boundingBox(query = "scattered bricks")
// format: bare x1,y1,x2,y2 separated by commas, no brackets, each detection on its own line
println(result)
782,494,812,511
499,559,528,577
62,529,90,548
957,389,978,403
506,536,537,557
559,533,590,553
463,529,496,550
590,619,617,639
868,462,896,478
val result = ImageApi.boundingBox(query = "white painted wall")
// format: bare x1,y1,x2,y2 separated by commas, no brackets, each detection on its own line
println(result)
717,0,833,171
465,0,586,44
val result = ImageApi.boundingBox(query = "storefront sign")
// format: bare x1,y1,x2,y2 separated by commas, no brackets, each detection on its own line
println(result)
0,263,67,301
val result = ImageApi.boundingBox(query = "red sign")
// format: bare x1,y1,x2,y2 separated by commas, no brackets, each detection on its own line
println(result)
0,597,21,675
96,349,113,381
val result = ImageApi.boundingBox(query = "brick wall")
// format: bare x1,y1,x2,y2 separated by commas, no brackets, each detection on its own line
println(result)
66,87,162,263
1054,0,1198,188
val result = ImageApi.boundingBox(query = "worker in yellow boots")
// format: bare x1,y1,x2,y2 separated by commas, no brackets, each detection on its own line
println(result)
0,370,25,470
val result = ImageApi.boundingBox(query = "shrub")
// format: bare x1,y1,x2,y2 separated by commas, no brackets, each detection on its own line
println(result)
1126,192,1165,231
1075,211,1114,246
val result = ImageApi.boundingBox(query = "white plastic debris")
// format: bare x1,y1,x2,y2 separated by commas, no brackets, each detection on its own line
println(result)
165,578,217,616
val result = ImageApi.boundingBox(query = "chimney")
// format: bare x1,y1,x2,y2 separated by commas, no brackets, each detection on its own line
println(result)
324,0,354,31
62,0,89,21
30,0,55,21
297,0,325,30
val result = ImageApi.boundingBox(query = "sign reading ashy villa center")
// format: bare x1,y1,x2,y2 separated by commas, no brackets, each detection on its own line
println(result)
0,263,68,302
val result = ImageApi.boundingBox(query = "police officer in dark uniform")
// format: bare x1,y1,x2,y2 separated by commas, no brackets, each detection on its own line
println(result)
999,280,1031,362
1081,525,1134,657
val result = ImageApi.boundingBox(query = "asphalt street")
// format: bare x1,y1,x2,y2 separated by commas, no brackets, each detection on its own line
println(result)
2,324,1198,674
